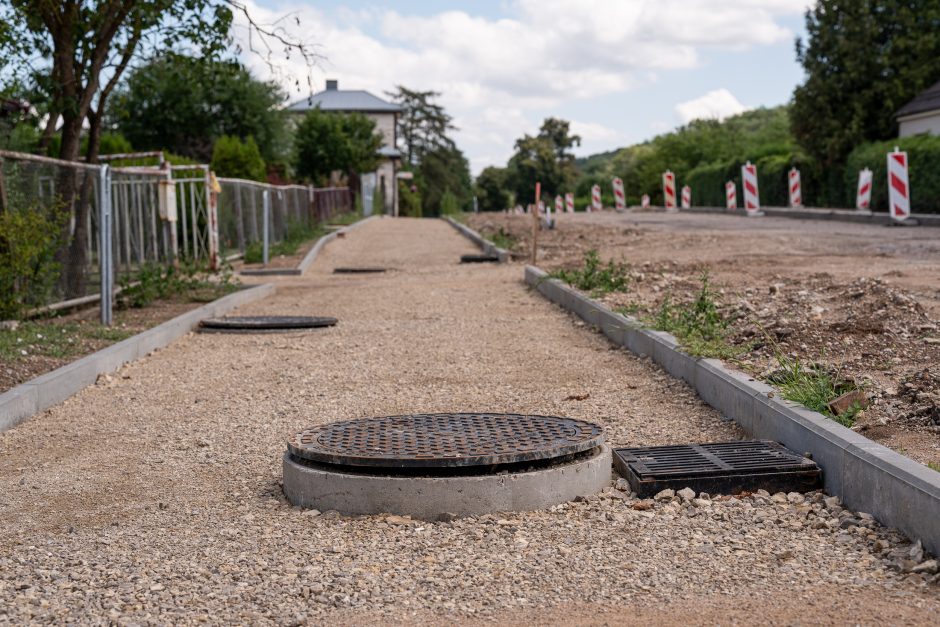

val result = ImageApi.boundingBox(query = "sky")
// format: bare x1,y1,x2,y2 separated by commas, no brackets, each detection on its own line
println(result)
239,1,812,175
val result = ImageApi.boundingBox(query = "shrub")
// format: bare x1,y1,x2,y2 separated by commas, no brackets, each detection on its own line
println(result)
550,249,630,295
439,190,460,216
211,135,266,181
845,135,940,213
0,207,65,319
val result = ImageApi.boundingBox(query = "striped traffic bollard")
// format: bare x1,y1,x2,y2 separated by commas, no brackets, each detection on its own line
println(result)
856,168,873,211
741,161,762,216
641,194,650,209
887,147,911,222
788,167,802,208
662,170,677,211
565,192,575,213
726,181,737,211
555,195,563,215
612,177,625,211
591,185,602,211
681,185,691,209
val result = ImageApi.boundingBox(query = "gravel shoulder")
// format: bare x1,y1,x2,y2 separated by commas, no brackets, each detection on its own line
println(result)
1,217,937,624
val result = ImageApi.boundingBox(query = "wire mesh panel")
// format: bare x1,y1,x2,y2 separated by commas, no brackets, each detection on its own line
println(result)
109,168,168,280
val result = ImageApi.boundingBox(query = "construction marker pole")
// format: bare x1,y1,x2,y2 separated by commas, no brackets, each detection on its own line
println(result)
555,195,563,216
788,167,802,208
591,185,601,212
741,161,761,216
641,194,650,209
565,192,574,214
531,182,541,265
726,181,737,210
662,170,677,211
887,147,911,222
856,168,873,211
612,178,625,211
681,185,691,209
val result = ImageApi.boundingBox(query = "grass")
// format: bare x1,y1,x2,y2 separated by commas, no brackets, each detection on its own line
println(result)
646,271,746,360
0,321,134,361
326,210,363,227
764,353,862,427
550,249,631,295
118,261,239,309
929,462,940,473
244,221,328,264
489,226,516,251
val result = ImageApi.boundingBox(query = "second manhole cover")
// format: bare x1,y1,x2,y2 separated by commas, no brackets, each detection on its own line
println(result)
333,267,387,274
199,316,337,333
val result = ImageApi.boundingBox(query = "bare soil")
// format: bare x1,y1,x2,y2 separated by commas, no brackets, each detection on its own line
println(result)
468,210,940,466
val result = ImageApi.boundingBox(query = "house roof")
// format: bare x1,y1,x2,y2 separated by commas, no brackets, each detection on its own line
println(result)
896,79,940,119
286,81,402,114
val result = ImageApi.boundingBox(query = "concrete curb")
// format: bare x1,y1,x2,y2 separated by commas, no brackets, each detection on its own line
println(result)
675,206,940,227
241,215,382,277
442,217,511,262
524,265,940,554
0,283,276,432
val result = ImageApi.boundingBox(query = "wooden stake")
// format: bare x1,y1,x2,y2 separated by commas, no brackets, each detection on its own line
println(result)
531,182,540,265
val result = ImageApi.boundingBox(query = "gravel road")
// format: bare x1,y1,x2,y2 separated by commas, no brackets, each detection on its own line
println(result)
1,217,937,624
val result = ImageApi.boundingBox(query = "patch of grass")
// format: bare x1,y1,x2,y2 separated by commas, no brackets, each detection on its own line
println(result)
550,249,631,295
0,321,134,361
646,271,745,359
616,303,643,316
489,227,516,251
327,210,363,227
765,355,861,427
928,461,940,472
118,260,239,309
244,220,327,264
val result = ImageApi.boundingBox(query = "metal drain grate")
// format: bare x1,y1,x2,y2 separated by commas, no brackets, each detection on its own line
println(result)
333,267,387,274
288,413,605,469
613,440,820,497
460,254,500,263
199,315,337,333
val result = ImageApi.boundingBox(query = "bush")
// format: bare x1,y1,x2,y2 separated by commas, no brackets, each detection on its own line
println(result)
0,207,65,319
845,135,940,213
550,249,631,295
211,135,266,181
439,190,460,216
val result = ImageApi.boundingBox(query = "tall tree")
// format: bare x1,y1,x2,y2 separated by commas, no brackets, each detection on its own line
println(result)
387,86,456,166
294,108,382,186
416,146,472,215
475,166,511,212
108,54,288,163
791,0,940,169
506,117,581,203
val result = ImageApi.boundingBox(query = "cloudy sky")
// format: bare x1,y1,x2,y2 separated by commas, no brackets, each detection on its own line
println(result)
240,1,812,174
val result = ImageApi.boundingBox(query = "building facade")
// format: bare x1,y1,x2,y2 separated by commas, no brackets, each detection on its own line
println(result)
896,80,940,137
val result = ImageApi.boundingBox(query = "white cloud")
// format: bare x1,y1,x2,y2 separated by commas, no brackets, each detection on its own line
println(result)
232,1,805,173
675,88,748,123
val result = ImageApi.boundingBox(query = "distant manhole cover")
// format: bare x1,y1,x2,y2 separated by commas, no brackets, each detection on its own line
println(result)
613,440,820,497
460,254,500,263
199,315,337,333
288,413,605,469
333,267,387,274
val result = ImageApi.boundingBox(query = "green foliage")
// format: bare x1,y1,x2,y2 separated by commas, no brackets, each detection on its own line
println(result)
507,118,581,205
0,207,65,319
398,179,422,217
791,0,940,169
294,108,382,184
243,221,326,264
439,190,460,216
489,227,516,251
475,166,512,212
550,249,630,295
416,147,473,216
765,356,861,427
845,135,940,213
211,135,266,181
0,321,133,361
109,53,288,163
117,261,238,309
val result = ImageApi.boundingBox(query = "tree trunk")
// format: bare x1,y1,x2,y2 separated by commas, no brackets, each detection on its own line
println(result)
54,113,90,298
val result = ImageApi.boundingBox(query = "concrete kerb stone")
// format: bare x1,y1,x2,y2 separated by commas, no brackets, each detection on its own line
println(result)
442,217,510,263
523,264,940,555
241,215,382,277
0,283,275,433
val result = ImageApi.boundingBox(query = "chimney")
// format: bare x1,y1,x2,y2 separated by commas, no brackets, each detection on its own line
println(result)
326,79,338,91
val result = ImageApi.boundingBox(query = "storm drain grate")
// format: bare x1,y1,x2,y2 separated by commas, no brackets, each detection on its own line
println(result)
460,254,500,263
288,413,605,469
333,267,387,274
199,315,337,333
613,440,821,497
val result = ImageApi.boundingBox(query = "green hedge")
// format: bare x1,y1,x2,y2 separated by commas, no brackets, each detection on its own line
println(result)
845,135,940,214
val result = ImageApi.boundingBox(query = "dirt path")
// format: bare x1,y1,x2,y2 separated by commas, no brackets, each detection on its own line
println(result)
1,218,937,624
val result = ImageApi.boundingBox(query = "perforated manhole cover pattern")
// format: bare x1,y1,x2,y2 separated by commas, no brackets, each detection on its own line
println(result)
288,413,605,468
199,316,337,330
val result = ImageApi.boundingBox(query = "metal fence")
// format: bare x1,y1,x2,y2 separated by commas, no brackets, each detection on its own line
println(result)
0,149,353,325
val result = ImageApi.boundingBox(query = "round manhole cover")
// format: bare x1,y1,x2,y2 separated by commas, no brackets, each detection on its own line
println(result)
333,267,387,274
199,316,337,332
287,413,605,468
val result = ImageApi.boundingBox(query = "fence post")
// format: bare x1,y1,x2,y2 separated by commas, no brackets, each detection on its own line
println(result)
262,189,270,266
99,165,113,326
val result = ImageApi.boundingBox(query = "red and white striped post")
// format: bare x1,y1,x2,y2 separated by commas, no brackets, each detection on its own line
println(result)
741,161,761,216
590,185,602,212
788,167,802,208
856,168,873,211
681,185,691,209
726,181,737,211
565,192,574,213
612,177,625,211
641,194,650,209
555,195,563,215
887,147,911,222
662,170,677,211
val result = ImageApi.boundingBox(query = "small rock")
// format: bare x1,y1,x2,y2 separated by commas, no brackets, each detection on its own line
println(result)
911,560,938,575
827,389,869,417
386,515,419,526
631,500,655,511
909,539,924,562
771,492,788,504
786,492,805,504
437,512,458,522
692,498,712,508
0,320,19,330
823,496,841,509
303,509,321,517
677,487,696,502
654,489,675,501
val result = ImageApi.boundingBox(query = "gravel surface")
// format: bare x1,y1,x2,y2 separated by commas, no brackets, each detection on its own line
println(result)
1,217,938,624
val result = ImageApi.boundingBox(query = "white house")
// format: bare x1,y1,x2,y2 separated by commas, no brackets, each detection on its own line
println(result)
287,80,402,215
896,80,940,137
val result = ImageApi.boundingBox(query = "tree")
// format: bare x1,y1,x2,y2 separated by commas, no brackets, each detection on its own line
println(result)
387,86,456,166
475,166,511,212
211,135,266,181
791,0,940,171
506,117,581,203
109,54,288,163
415,146,473,215
294,108,381,185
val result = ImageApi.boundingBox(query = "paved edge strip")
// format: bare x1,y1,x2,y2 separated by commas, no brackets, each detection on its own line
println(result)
0,283,276,432
442,217,510,262
240,215,382,276
673,205,940,227
524,265,940,555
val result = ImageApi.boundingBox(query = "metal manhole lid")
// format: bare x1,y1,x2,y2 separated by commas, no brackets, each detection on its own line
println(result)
460,254,500,263
199,315,337,330
333,267,387,274
288,413,605,468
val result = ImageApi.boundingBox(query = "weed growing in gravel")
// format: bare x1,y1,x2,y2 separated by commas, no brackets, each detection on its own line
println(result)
118,261,239,309
489,227,516,251
550,249,631,295
0,322,133,360
647,272,744,359
764,353,861,427
929,462,940,473
244,220,327,264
